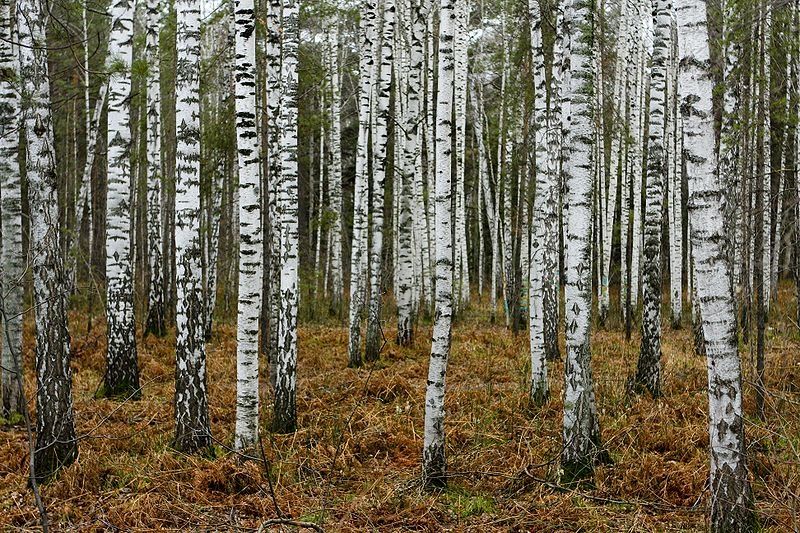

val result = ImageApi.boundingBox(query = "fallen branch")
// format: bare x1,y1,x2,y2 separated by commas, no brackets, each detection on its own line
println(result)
256,518,324,532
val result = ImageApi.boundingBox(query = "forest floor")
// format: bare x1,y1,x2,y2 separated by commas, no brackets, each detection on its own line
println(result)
1,286,800,531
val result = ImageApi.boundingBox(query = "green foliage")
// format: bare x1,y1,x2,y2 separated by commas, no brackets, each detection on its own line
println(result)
0,412,24,426
443,486,496,519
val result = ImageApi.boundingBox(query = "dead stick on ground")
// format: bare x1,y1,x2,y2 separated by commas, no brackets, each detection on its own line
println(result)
258,433,283,519
256,518,324,532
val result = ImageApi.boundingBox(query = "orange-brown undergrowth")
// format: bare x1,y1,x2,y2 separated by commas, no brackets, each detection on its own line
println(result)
1,286,799,531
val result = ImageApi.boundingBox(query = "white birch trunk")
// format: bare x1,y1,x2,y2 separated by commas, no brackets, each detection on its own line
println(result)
265,0,282,383
668,19,683,328
634,0,670,396
233,0,263,450
173,0,211,452
104,0,139,397
0,0,23,417
454,0,470,308
365,0,396,361
629,17,646,317
601,0,630,323
144,0,166,337
544,3,565,362
677,0,755,527
761,0,772,311
18,0,79,479
273,0,300,433
348,0,376,367
423,0,455,487
397,0,428,345
561,0,606,482
528,0,552,405
329,22,344,311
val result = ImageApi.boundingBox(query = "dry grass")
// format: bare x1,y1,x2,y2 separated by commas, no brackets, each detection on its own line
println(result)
1,285,799,531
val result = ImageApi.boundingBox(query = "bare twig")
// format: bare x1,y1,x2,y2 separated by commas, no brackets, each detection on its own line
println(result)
256,518,324,532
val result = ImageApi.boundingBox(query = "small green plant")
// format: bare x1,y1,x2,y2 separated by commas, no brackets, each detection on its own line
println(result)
443,486,495,519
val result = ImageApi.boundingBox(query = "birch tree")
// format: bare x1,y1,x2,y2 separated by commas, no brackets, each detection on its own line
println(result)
274,0,300,433
348,0,376,367
561,0,606,482
600,0,629,325
233,0,262,450
365,0,395,361
677,0,754,528
453,0,469,308
423,0,455,487
397,6,415,345
104,0,140,398
265,0,282,382
145,0,166,337
545,3,564,362
667,19,682,329
528,0,551,405
18,0,79,479
0,0,23,418
328,21,344,313
634,0,670,397
173,0,211,452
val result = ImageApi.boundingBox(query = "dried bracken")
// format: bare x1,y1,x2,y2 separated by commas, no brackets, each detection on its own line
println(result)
2,288,799,529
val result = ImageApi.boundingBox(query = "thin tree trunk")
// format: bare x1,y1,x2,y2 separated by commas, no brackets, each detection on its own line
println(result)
233,0,263,450
634,0,670,397
103,0,140,398
144,0,166,337
265,0,282,386
273,0,300,433
423,0,456,488
348,0,376,367
527,0,551,405
454,0,469,309
0,0,23,417
544,4,565,362
668,21,683,329
328,22,344,314
364,0,396,361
